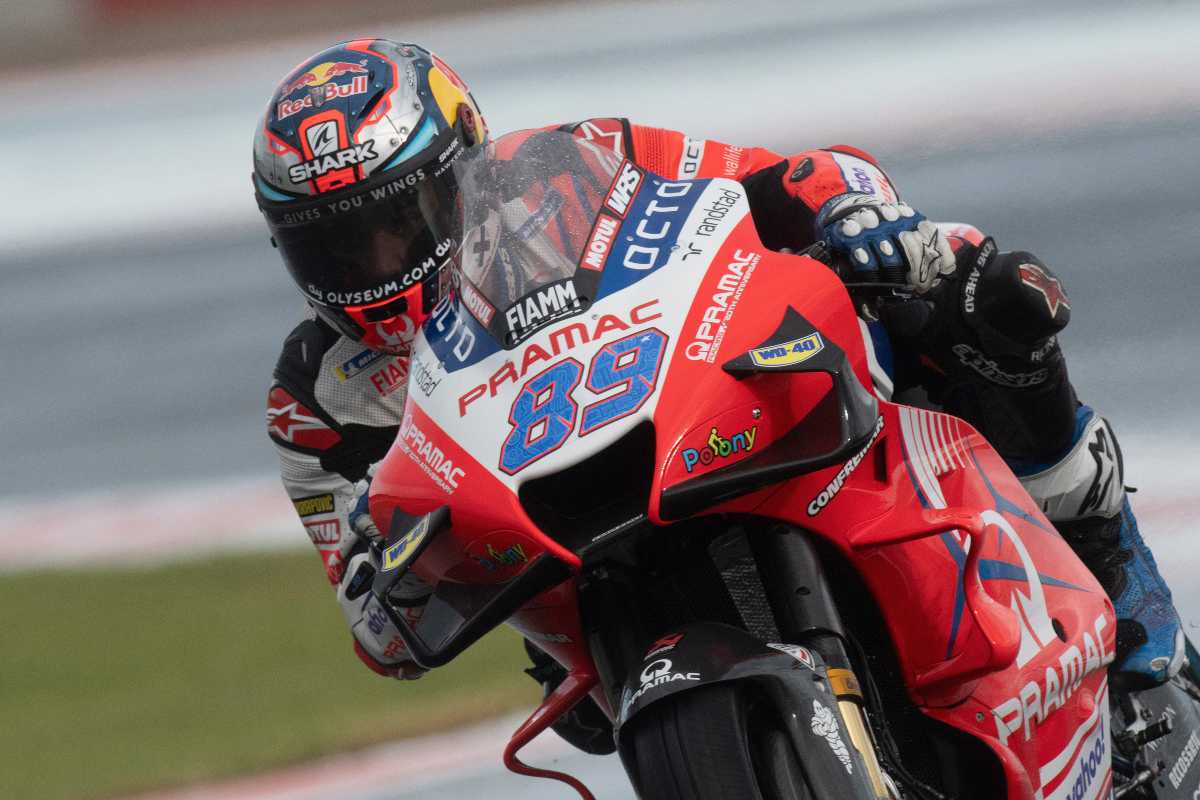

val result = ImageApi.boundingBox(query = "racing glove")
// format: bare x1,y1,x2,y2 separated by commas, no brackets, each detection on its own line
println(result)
879,237,1076,464
337,479,433,680
816,193,956,291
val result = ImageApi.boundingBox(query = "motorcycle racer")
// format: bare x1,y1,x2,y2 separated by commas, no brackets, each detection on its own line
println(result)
256,39,1182,712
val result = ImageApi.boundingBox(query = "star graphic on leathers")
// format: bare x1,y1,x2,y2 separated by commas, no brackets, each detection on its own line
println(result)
915,225,941,285
267,400,328,442
1018,263,1071,317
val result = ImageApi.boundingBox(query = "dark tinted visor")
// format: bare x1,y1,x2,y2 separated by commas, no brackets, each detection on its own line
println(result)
259,128,466,310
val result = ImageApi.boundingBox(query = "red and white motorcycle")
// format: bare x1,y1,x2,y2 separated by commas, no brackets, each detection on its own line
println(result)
367,131,1200,799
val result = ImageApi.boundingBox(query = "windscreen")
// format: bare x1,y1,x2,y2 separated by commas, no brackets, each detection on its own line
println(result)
451,131,624,346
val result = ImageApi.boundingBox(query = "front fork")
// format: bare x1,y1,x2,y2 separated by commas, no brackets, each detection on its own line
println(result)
750,523,898,799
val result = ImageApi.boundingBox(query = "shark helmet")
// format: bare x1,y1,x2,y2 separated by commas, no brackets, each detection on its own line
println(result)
253,39,487,354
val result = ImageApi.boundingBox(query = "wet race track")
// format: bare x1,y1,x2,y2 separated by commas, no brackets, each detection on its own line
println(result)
3,0,1198,797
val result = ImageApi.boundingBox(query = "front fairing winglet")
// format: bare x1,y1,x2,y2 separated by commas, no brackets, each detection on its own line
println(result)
659,306,879,520
370,504,575,670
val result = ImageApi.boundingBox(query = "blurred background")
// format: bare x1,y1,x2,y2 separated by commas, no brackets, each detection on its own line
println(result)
1,0,1197,797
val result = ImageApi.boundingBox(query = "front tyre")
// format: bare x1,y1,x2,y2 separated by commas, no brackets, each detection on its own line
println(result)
626,683,815,800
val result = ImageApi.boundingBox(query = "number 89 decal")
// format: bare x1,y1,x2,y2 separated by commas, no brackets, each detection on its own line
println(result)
500,328,668,475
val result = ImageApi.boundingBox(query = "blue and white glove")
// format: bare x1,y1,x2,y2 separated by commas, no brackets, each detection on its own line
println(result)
337,478,431,680
817,193,956,292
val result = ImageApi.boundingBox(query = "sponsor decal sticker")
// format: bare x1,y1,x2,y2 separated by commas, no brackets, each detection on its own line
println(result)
750,332,825,369
322,549,344,584
685,249,759,363
963,238,996,316
952,343,1048,388
605,161,642,218
335,348,386,381
382,514,432,572
645,633,684,659
1038,687,1109,800
627,658,701,707
767,642,818,671
268,388,341,449
303,517,340,546
807,417,885,516
678,136,704,178
289,140,378,184
396,413,466,493
811,699,853,774
691,187,742,239
680,424,758,473
720,144,745,176
410,355,443,398
306,120,339,156
282,61,369,97
1019,262,1071,317
470,541,528,572
369,359,409,398
460,279,496,326
830,151,896,203
504,279,583,343
580,213,619,271
573,118,625,155
277,60,369,116
606,177,697,278
306,238,452,306
292,493,336,517
1170,730,1200,789
383,635,409,660
992,614,1113,745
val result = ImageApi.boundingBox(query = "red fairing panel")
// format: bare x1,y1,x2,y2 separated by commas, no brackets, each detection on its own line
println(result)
756,401,1115,799
368,150,1115,798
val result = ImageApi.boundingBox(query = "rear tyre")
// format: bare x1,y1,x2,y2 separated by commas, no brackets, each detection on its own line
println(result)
626,683,815,800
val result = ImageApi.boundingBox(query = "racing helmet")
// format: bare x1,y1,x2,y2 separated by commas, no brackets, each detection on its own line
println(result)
253,39,487,354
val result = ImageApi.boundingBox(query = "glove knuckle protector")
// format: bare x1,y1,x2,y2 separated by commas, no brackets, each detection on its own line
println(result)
817,192,953,290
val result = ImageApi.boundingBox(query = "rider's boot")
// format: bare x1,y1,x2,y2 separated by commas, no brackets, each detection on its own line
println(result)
1019,406,1185,688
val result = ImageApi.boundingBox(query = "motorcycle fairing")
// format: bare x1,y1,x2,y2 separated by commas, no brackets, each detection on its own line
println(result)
412,176,758,491
371,150,1123,798
761,400,1117,799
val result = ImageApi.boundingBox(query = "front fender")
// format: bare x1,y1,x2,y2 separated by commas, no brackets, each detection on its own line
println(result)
615,621,877,797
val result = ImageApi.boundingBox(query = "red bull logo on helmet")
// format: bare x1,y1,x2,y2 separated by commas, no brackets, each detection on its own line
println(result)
277,61,371,121
282,61,370,96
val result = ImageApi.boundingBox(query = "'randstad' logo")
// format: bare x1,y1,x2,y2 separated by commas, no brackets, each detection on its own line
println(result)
680,425,757,473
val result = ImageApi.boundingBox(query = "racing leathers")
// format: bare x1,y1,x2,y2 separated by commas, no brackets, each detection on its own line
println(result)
267,118,1181,692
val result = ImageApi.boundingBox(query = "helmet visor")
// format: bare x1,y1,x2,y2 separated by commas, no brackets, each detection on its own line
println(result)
260,156,462,313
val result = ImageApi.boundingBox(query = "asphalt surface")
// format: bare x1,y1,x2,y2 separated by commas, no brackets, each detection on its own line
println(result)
2,1,1198,798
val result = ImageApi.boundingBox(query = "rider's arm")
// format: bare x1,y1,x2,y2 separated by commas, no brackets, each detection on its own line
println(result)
557,118,900,252
626,123,900,252
268,319,422,678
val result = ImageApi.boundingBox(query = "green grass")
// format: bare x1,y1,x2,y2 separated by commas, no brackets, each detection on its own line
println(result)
0,550,540,800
